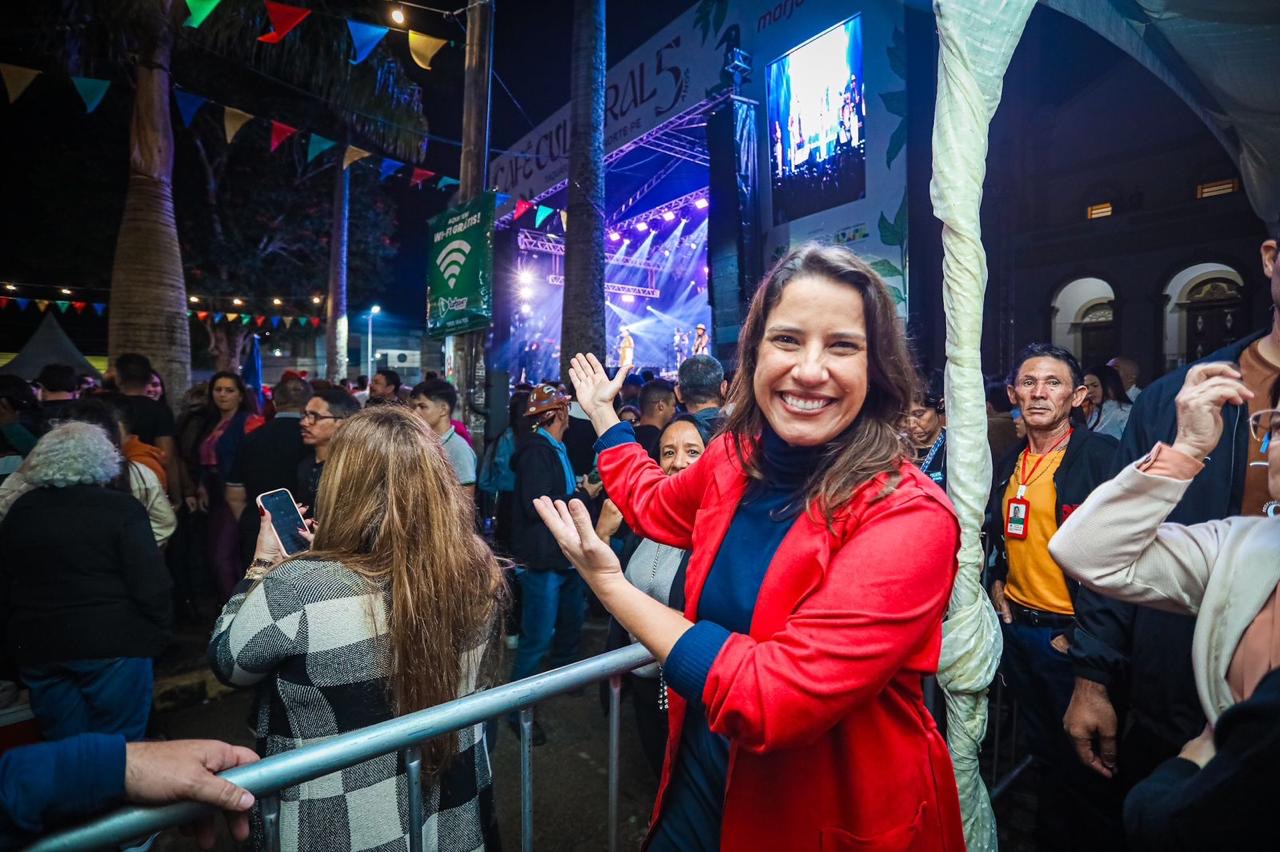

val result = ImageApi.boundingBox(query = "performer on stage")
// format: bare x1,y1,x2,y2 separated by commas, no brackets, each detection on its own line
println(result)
673,329,688,368
619,327,635,369
692,323,710,356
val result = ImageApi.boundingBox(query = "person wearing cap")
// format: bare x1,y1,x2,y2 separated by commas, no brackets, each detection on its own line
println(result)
692,323,710,356
507,384,603,744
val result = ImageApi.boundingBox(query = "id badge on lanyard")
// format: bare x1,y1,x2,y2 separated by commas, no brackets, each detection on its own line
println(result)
1006,486,1030,540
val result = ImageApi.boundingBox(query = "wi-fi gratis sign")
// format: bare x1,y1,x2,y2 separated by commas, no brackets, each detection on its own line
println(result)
436,239,472,289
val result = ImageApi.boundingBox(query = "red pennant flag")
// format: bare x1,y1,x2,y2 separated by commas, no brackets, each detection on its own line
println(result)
270,121,297,152
0,297,8,310
257,1,310,43
514,198,534,220
72,301,87,314
255,315,266,327
309,317,321,328
409,168,435,188
196,310,210,321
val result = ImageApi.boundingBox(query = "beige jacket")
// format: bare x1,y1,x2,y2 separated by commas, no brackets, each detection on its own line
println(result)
1049,458,1280,723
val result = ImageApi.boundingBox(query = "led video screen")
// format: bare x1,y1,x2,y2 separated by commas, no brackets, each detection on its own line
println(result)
766,15,866,225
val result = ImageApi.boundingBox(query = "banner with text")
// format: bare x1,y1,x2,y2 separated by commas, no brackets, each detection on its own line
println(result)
427,192,495,337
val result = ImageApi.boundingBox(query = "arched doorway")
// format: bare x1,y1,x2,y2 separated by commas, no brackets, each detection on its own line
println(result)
1051,277,1115,363
1162,263,1245,369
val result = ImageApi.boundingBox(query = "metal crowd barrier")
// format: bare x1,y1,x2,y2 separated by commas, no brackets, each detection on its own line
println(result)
29,644,657,852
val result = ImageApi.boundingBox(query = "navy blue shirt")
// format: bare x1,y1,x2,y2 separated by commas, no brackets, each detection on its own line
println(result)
596,423,820,851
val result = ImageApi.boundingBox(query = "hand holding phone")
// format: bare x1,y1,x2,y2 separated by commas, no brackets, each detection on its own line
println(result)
255,488,311,559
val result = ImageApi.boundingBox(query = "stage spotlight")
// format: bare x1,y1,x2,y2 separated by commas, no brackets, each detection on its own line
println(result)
663,250,671,257
662,210,676,222
519,286,532,299
518,270,533,285
609,231,621,241
635,222,648,232
690,242,698,249
694,198,709,210
622,294,635,303
520,303,532,315
622,238,631,245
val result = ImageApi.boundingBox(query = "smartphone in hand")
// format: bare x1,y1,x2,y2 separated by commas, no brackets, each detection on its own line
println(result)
256,488,310,556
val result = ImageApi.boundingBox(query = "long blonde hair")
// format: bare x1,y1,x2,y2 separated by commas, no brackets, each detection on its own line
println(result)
304,406,501,776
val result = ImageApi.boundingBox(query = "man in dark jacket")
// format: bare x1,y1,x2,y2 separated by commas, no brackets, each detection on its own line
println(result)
1065,236,1280,798
508,384,602,743
985,342,1120,850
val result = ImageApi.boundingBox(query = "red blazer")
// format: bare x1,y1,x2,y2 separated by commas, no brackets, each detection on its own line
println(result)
598,434,965,851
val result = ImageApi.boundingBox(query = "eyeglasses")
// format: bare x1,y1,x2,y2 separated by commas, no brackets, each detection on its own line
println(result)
1248,408,1280,453
302,412,344,424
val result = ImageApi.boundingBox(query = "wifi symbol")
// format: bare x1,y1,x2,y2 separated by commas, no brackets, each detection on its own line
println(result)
437,239,472,289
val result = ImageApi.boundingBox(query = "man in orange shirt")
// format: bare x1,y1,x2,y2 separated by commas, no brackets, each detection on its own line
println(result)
986,343,1120,851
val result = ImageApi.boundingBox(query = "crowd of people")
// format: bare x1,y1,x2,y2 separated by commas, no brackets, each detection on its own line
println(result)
0,235,1276,850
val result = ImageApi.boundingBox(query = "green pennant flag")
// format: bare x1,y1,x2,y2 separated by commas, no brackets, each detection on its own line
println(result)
306,134,336,163
71,76,110,113
535,205,555,228
55,300,70,313
183,0,223,28
240,313,252,325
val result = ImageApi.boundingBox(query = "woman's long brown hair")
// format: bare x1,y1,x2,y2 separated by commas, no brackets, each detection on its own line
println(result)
303,406,501,776
720,243,918,522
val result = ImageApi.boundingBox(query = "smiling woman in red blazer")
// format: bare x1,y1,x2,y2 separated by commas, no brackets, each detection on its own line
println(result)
534,244,964,851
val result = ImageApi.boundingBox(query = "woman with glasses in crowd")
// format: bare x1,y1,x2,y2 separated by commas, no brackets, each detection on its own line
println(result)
1051,363,1280,850
536,244,964,851
209,406,503,852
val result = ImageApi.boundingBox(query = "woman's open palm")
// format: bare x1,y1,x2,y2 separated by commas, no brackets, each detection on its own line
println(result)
568,353,628,422
532,496,623,582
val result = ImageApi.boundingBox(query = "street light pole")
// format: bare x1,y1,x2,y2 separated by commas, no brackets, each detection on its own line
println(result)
367,305,381,378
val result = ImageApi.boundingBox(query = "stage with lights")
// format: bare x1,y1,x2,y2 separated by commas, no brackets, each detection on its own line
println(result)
503,188,711,384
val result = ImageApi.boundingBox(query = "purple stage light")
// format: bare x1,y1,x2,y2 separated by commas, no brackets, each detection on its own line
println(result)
609,231,621,241
636,221,648,232
694,198,709,210
662,210,676,222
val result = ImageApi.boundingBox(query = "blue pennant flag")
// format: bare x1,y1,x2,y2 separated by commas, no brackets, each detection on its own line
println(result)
270,316,281,328
438,176,459,189
174,90,207,127
379,158,403,181
347,21,389,64
16,298,30,311
213,312,224,323
92,302,105,316
307,134,336,163
71,76,110,113
495,193,512,207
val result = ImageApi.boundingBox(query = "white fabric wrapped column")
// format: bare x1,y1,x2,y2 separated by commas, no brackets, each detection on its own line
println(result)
930,1,1036,849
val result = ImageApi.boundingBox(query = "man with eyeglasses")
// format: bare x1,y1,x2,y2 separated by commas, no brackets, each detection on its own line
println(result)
1065,235,1280,810
296,389,360,510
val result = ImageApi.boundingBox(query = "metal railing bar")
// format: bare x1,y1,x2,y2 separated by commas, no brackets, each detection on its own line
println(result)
989,754,1036,802
29,644,656,852
260,795,280,852
607,674,622,852
519,707,534,852
405,746,424,852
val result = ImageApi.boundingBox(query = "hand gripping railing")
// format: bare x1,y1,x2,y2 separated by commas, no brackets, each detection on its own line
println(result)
29,643,657,852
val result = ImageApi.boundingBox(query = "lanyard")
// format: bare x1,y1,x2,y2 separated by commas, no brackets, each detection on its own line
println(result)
1016,428,1072,498
920,430,946,473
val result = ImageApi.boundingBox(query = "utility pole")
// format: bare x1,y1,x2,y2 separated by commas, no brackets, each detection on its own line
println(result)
561,0,606,380
450,0,495,439
325,159,350,382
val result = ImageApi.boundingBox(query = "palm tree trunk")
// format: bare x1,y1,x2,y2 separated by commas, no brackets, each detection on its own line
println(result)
326,163,350,382
107,0,189,409
561,0,606,380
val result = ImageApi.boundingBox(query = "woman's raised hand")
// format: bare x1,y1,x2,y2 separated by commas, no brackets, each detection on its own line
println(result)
1171,362,1254,461
568,353,625,435
532,496,623,587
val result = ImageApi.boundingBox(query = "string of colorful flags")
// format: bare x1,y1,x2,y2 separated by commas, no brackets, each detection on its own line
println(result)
0,294,329,330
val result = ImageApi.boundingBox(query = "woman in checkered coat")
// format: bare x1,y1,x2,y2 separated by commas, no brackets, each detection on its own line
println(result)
210,406,503,851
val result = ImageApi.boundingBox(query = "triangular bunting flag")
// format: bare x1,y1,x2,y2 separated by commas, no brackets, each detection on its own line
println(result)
380,159,404,181
514,199,534,220
213,312,224,322
184,0,223,28
17,298,31,311
270,316,281,328
186,310,193,319
535,205,554,228
409,167,434,187
258,1,311,44
72,301,87,314
408,31,448,70
255,315,266,327
0,297,8,310
224,107,253,143
92,302,105,315
309,317,321,328
1,64,40,104
560,209,568,231
71,76,110,113
283,316,295,328
438,176,459,190
173,90,207,127
226,312,239,321
55,300,70,313
241,313,252,325
495,193,512,208
196,310,209,321
342,146,371,170
270,121,297,153
347,21,389,64
36,300,49,312
306,134,336,162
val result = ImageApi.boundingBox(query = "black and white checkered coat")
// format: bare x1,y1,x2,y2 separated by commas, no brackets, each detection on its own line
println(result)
209,559,491,852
